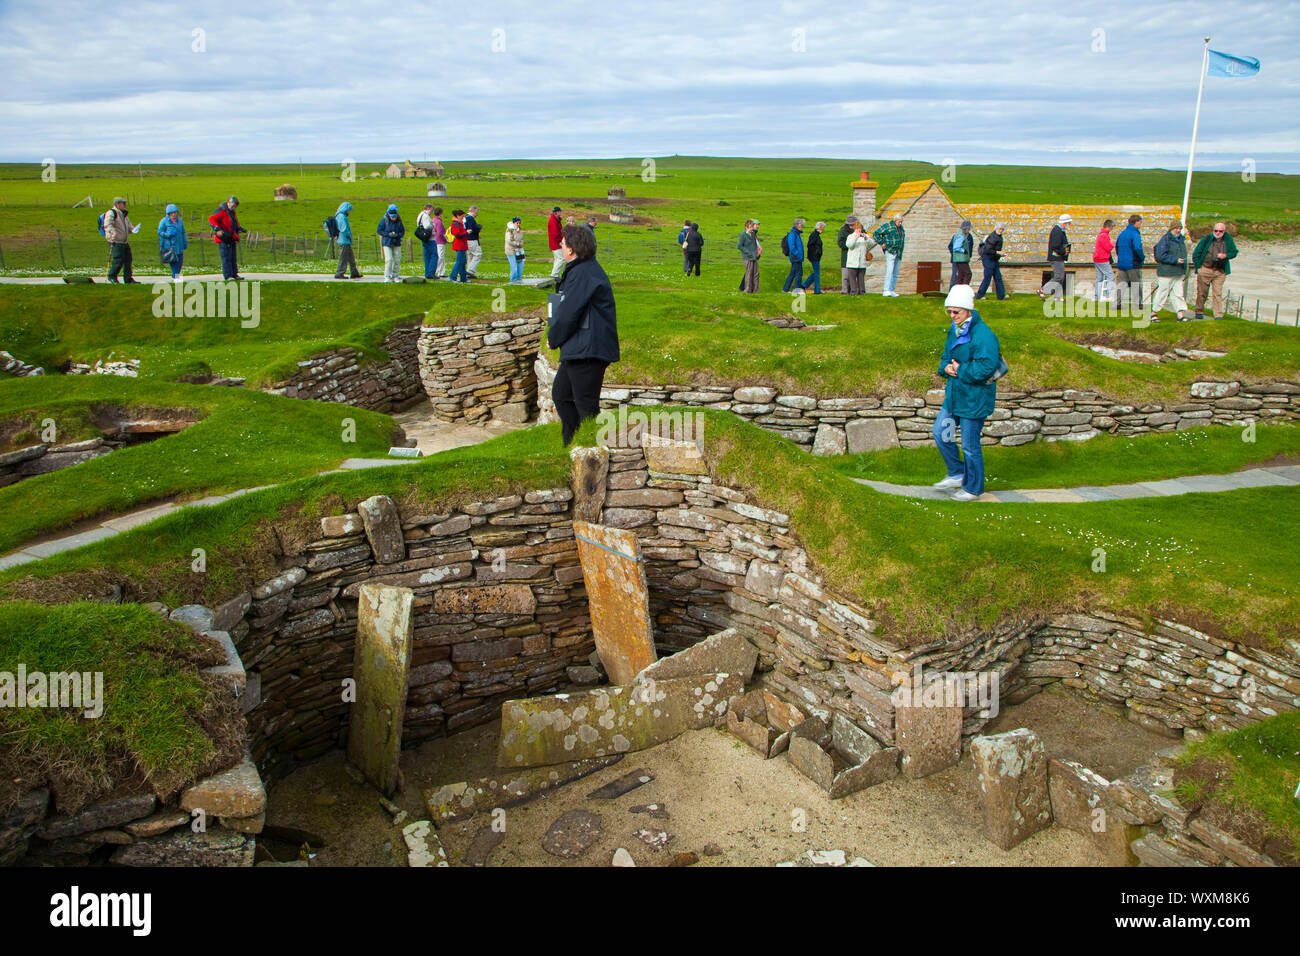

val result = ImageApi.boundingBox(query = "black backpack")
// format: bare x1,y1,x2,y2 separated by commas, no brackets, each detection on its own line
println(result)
323,216,340,239
780,234,790,256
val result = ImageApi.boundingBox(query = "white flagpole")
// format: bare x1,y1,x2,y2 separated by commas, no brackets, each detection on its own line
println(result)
1181,37,1211,230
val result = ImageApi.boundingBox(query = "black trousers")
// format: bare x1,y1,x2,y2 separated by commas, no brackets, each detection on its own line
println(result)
553,358,609,446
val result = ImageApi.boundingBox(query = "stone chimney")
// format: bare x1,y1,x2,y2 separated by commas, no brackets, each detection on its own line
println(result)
851,171,878,230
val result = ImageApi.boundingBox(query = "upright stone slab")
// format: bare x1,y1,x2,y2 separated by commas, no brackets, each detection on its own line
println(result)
642,436,707,476
498,671,743,768
895,700,963,779
570,446,609,523
639,628,756,684
572,519,657,685
970,728,1052,850
358,494,406,564
346,583,414,796
1048,758,1139,866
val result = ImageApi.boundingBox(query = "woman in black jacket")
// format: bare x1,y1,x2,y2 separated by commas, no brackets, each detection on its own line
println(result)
684,222,704,277
548,224,619,446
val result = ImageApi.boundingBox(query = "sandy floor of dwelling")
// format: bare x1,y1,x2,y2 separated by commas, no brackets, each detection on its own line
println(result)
264,685,1175,867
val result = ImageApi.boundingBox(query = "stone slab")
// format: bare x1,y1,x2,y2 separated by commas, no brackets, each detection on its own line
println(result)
787,714,899,798
845,418,899,454
641,436,707,476
542,809,602,859
573,519,657,685
38,793,156,840
639,627,756,684
587,768,654,800
402,820,449,867
180,751,265,819
895,700,962,779
358,494,406,564
346,583,415,797
424,754,624,823
1048,758,1139,866
432,583,536,616
570,445,609,523
111,827,254,867
727,689,806,758
970,728,1053,850
498,671,744,768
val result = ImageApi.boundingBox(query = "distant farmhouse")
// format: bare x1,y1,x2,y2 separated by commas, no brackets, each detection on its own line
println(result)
848,173,1180,294
386,161,445,179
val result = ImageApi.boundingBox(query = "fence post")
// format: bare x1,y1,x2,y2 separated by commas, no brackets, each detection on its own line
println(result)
271,232,277,264
0,241,5,271
56,228,66,269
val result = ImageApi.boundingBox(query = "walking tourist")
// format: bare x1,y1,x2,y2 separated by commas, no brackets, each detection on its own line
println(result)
782,218,806,292
1039,213,1071,300
1093,219,1116,302
948,220,973,289
1115,214,1145,313
157,203,187,280
873,213,906,296
417,204,437,279
506,216,525,282
209,195,246,280
1151,220,1189,322
464,206,483,279
738,219,761,292
548,206,565,278
975,224,1007,300
802,221,826,293
103,197,139,283
684,222,704,277
377,204,405,282
333,202,361,279
448,209,469,282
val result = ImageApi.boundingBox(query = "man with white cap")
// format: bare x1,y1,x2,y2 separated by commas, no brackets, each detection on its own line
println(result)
931,284,1004,501
1038,213,1072,301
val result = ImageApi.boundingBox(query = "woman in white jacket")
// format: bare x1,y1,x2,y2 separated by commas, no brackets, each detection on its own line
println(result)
844,221,874,294
505,217,525,282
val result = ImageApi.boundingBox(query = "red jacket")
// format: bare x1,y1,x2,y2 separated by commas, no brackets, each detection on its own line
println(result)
209,204,243,245
547,213,563,250
1093,229,1114,263
449,219,468,251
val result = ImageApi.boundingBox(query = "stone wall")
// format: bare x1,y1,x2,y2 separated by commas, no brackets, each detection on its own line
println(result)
535,358,1299,454
417,314,544,424
266,323,424,413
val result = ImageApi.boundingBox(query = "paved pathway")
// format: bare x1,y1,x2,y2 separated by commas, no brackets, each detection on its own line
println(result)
852,464,1300,503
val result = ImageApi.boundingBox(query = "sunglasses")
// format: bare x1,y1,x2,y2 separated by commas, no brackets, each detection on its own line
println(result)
1213,229,1226,233
945,308,965,316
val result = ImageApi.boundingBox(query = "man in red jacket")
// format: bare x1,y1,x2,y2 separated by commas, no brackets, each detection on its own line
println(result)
548,206,564,278
209,196,247,280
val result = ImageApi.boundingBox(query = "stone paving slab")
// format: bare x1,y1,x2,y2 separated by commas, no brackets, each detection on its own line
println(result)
1260,465,1300,482
339,457,421,470
1070,486,1122,501
24,526,119,557
987,490,1033,503
102,502,180,531
0,551,38,570
1223,469,1293,488
1134,478,1198,497
1016,489,1089,503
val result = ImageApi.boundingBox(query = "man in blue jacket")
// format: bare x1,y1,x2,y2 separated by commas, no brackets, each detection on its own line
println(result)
1115,214,1145,314
931,284,1002,501
782,218,806,292
548,223,619,446
333,202,361,279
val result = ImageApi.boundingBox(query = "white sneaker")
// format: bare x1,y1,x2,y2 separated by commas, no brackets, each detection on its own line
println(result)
932,475,963,490
951,490,979,501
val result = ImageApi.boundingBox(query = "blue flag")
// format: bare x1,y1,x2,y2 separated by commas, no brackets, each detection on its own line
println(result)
1207,50,1260,77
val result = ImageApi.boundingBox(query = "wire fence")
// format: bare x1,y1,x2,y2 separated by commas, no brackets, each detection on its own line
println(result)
1224,289,1300,327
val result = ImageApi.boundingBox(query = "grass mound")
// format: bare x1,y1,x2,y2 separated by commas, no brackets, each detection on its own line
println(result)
0,600,245,816
1175,713,1300,863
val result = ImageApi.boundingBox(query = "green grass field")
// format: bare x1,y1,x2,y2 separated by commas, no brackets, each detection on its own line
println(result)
2,157,1297,280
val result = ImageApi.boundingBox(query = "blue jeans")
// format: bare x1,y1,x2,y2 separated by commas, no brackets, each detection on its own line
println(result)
975,255,1005,299
933,406,987,496
422,239,437,278
219,242,238,279
783,257,804,292
168,254,183,278
801,259,821,293
449,249,468,282
884,252,901,293
509,255,524,282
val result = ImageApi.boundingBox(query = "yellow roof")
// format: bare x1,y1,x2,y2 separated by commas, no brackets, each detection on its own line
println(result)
878,180,954,218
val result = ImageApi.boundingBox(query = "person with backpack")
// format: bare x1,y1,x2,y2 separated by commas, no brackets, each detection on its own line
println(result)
873,213,906,296
377,204,406,282
448,209,470,282
975,224,1007,300
677,218,691,274
1093,219,1116,303
332,201,361,279
948,220,974,289
464,205,483,279
801,221,826,294
781,218,806,292
157,204,187,280
1038,213,1072,301
432,207,447,278
208,196,246,280
836,215,858,293
931,284,1003,501
416,203,438,279
505,216,525,282
684,222,704,277
1150,220,1189,322
102,197,140,283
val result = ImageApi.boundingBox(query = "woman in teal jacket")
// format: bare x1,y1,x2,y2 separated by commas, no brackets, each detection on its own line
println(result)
157,203,187,279
931,284,1002,500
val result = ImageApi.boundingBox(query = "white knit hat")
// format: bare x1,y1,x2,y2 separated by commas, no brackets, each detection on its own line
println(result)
1058,213,1072,224
944,284,975,311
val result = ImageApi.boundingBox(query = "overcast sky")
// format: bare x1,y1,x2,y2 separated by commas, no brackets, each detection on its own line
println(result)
1,0,1295,172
